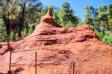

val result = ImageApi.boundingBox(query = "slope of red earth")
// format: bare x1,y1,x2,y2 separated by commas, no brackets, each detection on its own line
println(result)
0,10,112,74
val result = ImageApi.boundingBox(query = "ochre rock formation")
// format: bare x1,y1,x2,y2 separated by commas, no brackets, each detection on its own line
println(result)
0,9,112,74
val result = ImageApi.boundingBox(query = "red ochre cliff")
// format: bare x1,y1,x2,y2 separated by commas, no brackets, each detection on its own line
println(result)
0,9,112,74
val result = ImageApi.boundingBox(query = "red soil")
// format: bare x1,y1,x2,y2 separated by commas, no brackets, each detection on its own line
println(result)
0,10,112,74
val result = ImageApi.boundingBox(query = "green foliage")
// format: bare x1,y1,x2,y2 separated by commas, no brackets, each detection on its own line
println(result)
41,7,49,16
0,0,42,41
10,32,16,40
28,24,35,34
0,6,7,42
0,32,7,42
65,20,76,28
53,2,79,27
22,28,28,37
95,30,104,40
95,29,112,46
102,31,112,46
83,4,112,46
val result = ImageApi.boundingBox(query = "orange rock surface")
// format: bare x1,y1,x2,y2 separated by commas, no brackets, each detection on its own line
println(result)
0,10,112,74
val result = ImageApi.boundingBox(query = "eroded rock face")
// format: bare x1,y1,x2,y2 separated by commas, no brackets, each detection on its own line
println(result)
0,9,112,74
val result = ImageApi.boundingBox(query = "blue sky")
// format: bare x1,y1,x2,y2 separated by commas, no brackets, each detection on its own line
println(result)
40,0,112,20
